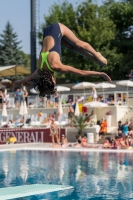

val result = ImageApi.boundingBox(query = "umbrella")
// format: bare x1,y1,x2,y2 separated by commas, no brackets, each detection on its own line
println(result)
84,101,108,108
55,86,70,92
116,80,133,99
95,82,116,99
19,101,28,116
1,79,12,83
30,88,39,94
74,102,80,116
4,89,7,95
57,99,63,141
116,80,133,92
73,82,96,96
2,103,7,117
24,101,28,115
19,102,24,116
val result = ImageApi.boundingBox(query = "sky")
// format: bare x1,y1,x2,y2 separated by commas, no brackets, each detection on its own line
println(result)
0,0,102,54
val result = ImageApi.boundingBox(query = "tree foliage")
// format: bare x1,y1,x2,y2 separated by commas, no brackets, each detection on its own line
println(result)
0,21,26,66
108,1,133,77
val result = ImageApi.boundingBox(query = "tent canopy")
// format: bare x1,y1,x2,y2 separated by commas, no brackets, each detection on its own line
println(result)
0,65,30,77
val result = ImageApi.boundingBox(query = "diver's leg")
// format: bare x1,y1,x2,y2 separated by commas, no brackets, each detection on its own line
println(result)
61,37,102,65
59,23,107,66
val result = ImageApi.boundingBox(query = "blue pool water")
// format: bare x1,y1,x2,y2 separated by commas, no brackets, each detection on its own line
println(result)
0,150,133,200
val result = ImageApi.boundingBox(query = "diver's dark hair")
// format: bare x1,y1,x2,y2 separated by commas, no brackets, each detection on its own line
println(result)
33,70,56,97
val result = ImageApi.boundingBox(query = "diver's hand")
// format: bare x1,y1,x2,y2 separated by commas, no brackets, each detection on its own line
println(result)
100,72,112,82
13,80,23,88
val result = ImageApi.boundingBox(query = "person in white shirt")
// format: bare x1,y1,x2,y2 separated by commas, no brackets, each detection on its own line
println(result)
91,87,97,101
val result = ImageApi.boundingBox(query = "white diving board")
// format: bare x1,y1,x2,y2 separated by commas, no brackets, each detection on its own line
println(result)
0,184,73,200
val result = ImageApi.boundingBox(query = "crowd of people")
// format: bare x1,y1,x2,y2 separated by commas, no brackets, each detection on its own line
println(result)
0,87,60,109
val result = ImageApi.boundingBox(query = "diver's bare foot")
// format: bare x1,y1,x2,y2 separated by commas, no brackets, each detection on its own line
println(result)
97,52,107,65
100,72,112,82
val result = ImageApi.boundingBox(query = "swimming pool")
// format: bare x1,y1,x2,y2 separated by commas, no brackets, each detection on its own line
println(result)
0,150,133,200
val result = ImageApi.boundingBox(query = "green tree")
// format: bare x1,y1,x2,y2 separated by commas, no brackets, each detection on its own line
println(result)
107,1,133,78
0,21,25,66
39,0,121,82
19,51,30,69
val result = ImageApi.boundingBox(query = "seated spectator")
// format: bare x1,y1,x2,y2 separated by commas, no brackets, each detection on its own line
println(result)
73,140,82,147
41,117,51,126
5,137,17,144
102,138,111,148
118,134,128,149
116,94,121,102
111,136,120,149
99,118,107,139
126,70,133,81
128,118,133,134
100,96,107,103
81,135,88,147
3,120,13,128
116,121,123,135
61,134,69,147
107,94,112,102
29,102,34,108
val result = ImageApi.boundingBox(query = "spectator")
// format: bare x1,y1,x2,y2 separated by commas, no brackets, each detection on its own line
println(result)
18,88,24,103
81,135,88,147
107,94,112,102
126,70,133,81
91,87,97,101
122,121,129,136
61,134,68,147
23,89,28,105
99,118,107,140
0,90,4,109
54,91,59,107
14,88,20,109
68,103,74,123
50,119,59,146
102,138,111,148
51,94,55,108
116,121,123,135
118,134,128,149
46,95,51,108
4,92,10,107
129,118,133,136
100,96,107,103
116,94,121,102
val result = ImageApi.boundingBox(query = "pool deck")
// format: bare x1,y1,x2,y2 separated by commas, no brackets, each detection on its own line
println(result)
0,143,133,153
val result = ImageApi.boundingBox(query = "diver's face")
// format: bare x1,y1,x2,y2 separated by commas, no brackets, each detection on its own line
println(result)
52,76,56,85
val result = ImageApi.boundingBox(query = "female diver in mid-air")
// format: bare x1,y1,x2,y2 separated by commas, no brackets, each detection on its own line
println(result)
13,23,112,96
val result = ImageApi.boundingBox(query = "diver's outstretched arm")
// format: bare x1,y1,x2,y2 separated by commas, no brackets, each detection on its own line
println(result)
52,61,111,82
13,69,40,88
